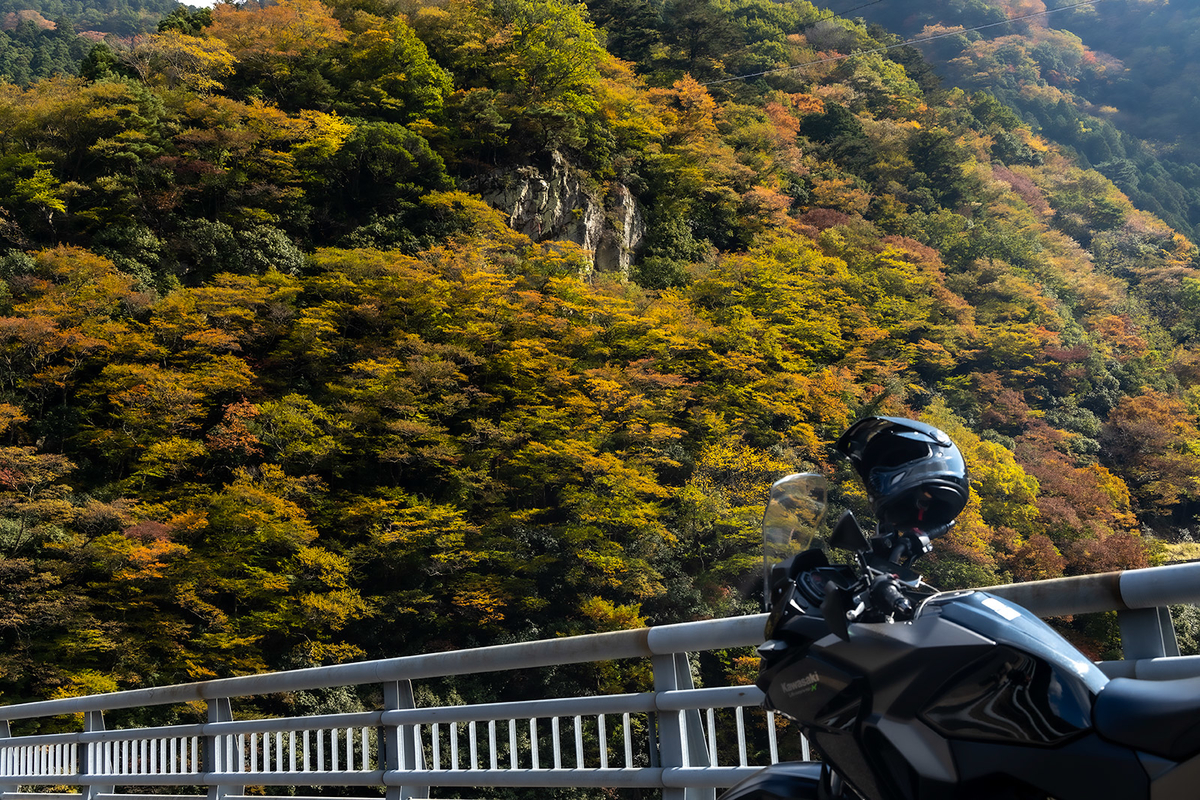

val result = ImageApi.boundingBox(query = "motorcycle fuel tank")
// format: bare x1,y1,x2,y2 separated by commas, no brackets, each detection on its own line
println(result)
914,592,1107,748
917,591,1109,694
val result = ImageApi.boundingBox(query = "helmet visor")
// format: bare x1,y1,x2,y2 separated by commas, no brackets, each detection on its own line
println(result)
866,446,966,497
869,447,969,526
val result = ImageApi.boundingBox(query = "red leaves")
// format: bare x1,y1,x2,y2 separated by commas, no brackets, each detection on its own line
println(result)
206,400,264,459
123,520,173,543
1006,534,1065,583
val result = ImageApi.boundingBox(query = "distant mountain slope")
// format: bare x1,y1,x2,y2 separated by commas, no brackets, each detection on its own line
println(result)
853,0,1200,241
1058,0,1200,156
0,0,179,85
0,0,175,35
0,16,93,83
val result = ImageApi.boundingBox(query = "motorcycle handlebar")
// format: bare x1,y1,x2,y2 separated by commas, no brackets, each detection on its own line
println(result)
922,521,955,541
871,575,913,617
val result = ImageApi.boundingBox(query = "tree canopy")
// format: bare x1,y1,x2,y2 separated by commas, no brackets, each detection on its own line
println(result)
1,0,1199,707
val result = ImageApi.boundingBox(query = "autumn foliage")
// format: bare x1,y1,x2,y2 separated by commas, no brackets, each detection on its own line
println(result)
0,0,1197,704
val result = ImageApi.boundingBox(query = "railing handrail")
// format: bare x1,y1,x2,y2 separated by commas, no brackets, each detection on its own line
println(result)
982,560,1200,617
6,561,1200,722
0,615,767,721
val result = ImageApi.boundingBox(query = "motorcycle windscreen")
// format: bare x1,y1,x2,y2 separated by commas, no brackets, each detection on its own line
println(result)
763,473,827,610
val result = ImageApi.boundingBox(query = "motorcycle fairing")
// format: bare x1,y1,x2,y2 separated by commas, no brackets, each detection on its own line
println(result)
719,762,824,800
1131,750,1200,800
749,470,1200,800
1144,749,1200,800
871,716,956,784
758,589,1158,800
919,591,1108,694
921,646,1092,745
764,653,861,732
952,737,1148,799
809,726,887,800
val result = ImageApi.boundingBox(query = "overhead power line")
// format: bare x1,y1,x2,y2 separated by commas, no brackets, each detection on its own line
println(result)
805,0,889,26
704,0,1108,86
824,0,889,19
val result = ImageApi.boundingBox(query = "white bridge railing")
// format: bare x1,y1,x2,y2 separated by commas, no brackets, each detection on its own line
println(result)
3,561,1200,800
0,614,781,800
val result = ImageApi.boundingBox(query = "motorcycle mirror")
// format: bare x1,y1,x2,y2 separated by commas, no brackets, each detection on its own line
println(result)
821,581,852,641
829,510,869,553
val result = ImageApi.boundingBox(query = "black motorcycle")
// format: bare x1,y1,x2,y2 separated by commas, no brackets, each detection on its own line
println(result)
723,417,1200,800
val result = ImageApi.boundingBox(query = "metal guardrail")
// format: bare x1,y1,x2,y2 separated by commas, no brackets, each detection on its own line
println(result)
2,561,1200,800
0,615,781,800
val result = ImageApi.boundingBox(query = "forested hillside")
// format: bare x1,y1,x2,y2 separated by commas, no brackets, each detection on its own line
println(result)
855,0,1200,242
0,0,174,34
0,0,1199,715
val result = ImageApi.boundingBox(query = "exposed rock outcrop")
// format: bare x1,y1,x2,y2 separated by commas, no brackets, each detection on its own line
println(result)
471,152,644,276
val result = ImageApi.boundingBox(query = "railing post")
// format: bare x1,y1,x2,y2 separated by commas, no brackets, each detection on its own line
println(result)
206,698,241,800
1118,606,1181,660
653,652,714,800
383,680,427,800
83,710,113,800
0,720,16,797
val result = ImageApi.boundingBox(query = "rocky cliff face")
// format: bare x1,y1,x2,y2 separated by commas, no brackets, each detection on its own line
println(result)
471,152,644,276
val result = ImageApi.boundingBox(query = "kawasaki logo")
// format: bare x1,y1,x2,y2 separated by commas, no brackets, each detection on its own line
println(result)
781,672,821,694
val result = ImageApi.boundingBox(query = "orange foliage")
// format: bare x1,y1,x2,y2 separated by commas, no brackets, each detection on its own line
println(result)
810,176,871,215
208,0,347,62
1087,314,1148,361
788,93,825,115
1006,534,1064,582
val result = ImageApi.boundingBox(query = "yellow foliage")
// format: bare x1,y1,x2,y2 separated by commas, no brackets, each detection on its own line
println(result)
131,437,206,483
125,31,236,92
207,0,348,62
294,545,352,587
297,641,367,663
51,670,121,725
579,595,647,631
727,655,760,686
453,585,507,625
695,440,796,501
298,589,370,630
810,175,871,215
292,109,355,163
595,58,668,155
1089,464,1135,521
0,403,29,434
417,190,530,251
1163,541,1200,563
167,509,208,536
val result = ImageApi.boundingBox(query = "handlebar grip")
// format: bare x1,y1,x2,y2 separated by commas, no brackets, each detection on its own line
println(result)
923,521,955,541
875,579,912,616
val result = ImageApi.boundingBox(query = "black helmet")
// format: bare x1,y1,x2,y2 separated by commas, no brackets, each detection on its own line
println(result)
835,416,970,529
